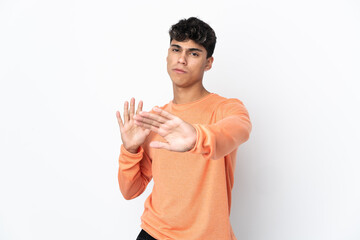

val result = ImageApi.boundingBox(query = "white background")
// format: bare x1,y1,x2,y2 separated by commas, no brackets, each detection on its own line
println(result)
1,0,359,239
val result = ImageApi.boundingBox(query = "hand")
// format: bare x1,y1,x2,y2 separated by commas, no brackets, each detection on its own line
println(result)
116,98,150,153
133,107,197,152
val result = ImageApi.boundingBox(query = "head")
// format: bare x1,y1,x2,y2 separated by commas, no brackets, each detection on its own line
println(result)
169,17,216,58
167,17,217,89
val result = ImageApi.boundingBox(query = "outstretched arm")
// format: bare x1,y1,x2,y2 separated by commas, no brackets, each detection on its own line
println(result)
133,99,251,160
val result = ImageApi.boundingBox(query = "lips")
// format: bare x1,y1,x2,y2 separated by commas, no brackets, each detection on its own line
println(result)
173,68,187,73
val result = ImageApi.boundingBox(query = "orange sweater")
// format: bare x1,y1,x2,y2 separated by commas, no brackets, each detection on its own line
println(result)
118,93,252,240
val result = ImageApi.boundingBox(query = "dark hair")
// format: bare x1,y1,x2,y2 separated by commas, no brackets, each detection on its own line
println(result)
169,17,217,58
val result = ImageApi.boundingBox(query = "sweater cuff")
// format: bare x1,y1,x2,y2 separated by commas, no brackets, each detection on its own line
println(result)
187,124,215,160
119,144,144,164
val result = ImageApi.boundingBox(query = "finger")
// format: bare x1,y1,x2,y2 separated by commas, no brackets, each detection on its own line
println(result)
138,111,168,125
134,119,160,134
116,111,124,130
124,101,129,124
136,100,143,115
150,141,170,150
134,114,162,128
129,97,135,120
153,107,174,120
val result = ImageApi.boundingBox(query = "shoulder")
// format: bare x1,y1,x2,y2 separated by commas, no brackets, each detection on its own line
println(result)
212,94,250,118
160,102,170,110
212,93,247,109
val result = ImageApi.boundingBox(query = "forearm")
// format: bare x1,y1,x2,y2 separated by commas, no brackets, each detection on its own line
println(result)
118,145,152,200
189,114,252,160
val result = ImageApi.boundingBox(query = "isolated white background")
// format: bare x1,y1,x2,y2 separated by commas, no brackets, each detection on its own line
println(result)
1,0,359,239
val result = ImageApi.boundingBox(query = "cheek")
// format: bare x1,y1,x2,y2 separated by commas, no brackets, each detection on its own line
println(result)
192,62,205,73
167,55,176,65
166,57,171,69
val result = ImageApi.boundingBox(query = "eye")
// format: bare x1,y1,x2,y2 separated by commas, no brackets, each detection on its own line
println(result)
190,52,199,57
172,48,180,52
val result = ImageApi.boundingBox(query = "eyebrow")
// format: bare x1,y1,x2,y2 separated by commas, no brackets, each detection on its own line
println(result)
171,44,203,52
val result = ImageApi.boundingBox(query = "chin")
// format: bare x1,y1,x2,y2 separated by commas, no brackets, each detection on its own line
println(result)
170,75,184,83
172,80,194,89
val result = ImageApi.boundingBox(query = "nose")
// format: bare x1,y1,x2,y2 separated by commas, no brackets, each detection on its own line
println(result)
178,52,187,65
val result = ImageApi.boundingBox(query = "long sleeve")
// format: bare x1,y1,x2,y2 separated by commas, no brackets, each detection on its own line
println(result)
188,99,252,160
118,144,152,200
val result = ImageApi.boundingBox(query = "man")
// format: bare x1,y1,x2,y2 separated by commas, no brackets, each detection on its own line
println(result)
116,17,252,240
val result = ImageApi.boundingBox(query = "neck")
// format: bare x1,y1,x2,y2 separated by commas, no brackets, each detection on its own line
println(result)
172,83,210,104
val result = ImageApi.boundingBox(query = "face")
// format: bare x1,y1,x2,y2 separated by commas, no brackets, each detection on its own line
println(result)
166,39,214,88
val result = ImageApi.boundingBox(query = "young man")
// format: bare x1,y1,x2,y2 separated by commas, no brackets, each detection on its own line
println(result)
116,17,252,240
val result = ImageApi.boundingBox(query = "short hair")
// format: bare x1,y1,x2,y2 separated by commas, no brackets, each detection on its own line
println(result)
169,17,217,58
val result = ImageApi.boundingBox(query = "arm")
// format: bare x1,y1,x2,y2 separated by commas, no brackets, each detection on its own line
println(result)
133,99,252,159
118,144,152,200
116,98,152,200
189,99,252,160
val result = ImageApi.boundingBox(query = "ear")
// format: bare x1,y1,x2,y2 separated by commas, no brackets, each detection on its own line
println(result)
204,56,214,71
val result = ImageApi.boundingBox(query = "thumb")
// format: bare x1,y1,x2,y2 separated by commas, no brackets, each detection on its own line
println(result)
150,141,170,150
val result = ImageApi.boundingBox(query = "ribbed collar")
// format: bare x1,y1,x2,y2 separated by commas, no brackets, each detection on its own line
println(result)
169,93,216,112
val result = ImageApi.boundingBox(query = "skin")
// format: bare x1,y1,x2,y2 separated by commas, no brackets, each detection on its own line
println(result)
166,39,214,104
116,98,150,153
116,39,214,153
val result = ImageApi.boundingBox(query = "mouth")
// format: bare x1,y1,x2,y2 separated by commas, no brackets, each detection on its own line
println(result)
173,68,187,73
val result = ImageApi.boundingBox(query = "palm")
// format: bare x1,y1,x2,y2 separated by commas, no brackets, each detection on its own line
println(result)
116,98,150,153
133,107,197,152
120,117,150,148
156,119,196,151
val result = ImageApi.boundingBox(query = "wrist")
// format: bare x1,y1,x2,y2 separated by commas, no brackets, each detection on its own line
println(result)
123,144,140,154
186,124,197,151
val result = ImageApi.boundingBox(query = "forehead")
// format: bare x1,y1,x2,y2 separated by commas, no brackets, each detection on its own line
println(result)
170,39,206,51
